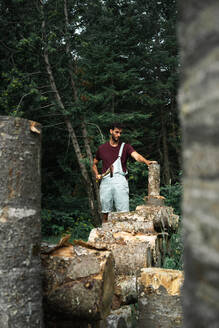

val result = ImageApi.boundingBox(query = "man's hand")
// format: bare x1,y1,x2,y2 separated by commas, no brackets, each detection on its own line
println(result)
96,174,102,181
146,160,158,166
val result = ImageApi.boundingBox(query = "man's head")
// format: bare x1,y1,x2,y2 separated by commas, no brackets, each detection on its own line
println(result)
109,123,123,143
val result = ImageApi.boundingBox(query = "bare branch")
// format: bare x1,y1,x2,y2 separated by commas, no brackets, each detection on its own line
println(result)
87,123,105,143
16,92,32,111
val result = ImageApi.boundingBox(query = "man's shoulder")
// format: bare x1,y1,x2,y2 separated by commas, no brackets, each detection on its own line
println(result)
98,142,109,149
123,142,135,154
97,142,110,152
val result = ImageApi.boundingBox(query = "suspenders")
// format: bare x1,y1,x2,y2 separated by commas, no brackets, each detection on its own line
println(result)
118,142,125,158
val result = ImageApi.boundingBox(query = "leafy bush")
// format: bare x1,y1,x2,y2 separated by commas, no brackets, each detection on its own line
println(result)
129,193,145,211
41,209,94,241
160,182,182,216
160,182,183,270
162,227,183,270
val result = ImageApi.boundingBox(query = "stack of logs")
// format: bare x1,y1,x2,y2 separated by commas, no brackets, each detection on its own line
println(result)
42,164,184,327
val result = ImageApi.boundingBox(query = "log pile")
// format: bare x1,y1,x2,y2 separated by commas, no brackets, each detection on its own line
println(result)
87,163,183,327
41,163,183,327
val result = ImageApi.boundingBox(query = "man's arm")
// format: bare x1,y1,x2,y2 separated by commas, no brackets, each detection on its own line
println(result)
131,151,157,166
92,158,102,180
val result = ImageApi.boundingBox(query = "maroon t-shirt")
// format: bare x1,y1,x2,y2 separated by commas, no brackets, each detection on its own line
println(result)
95,142,135,174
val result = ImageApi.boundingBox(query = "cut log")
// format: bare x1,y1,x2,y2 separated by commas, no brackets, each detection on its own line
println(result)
0,116,43,327
112,275,137,310
108,206,179,233
99,305,134,328
136,205,179,232
89,229,161,275
41,241,115,321
137,268,184,328
102,219,155,234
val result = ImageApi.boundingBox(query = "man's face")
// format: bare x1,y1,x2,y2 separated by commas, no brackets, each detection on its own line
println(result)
110,128,122,142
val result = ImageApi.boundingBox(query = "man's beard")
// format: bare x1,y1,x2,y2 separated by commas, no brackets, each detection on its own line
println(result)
112,134,119,142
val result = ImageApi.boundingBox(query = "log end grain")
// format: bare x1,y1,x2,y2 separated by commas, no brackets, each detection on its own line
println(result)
137,268,184,328
42,243,115,321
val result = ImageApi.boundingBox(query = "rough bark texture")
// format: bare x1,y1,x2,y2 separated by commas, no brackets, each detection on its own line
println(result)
148,163,161,197
112,275,138,310
89,228,161,275
42,242,115,322
137,268,184,328
99,305,134,328
178,1,219,326
108,206,179,233
0,116,43,327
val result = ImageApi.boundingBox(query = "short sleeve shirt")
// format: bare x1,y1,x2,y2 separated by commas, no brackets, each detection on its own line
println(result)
95,142,135,174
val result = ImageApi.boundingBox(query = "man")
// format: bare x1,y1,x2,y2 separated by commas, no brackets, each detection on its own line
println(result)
92,123,157,223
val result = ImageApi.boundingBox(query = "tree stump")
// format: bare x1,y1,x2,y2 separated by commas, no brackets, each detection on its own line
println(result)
0,116,43,327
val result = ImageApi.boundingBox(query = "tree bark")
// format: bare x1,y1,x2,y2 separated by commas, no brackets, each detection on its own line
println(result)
81,120,102,225
109,206,179,233
99,305,134,328
41,242,115,322
112,275,138,310
148,163,161,197
0,116,43,327
178,1,219,326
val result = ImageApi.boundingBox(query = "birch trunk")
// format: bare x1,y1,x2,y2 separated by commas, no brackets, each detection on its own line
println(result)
178,1,219,326
0,116,43,327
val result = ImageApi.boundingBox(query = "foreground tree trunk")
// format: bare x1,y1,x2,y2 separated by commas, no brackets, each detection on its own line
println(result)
178,1,219,326
0,116,43,327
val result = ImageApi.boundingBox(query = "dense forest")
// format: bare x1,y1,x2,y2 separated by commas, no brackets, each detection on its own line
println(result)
0,0,181,260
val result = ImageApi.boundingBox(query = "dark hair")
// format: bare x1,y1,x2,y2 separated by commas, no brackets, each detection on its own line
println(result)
110,122,124,130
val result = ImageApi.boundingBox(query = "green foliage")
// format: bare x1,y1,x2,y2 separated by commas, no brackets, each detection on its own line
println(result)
162,227,184,270
160,181,182,216
129,193,145,212
159,181,183,270
41,209,94,241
